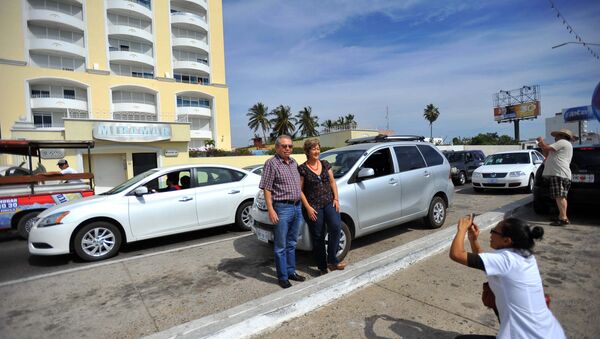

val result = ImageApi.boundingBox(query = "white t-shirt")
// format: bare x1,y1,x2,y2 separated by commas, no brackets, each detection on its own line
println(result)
60,167,82,183
480,249,565,339
542,139,573,179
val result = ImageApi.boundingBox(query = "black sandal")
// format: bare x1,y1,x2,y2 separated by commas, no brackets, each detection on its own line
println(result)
550,219,569,226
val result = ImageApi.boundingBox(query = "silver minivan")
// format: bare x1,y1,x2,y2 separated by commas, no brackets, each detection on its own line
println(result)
250,135,454,260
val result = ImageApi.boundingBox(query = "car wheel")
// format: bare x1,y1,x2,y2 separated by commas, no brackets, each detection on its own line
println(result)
73,222,122,262
473,187,484,192
234,200,254,231
457,171,466,186
325,220,351,262
424,196,446,229
17,211,41,240
524,175,534,193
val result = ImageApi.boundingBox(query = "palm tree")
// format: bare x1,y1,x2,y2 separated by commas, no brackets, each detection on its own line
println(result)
270,105,296,137
423,104,440,141
322,119,335,133
246,102,271,144
295,106,319,137
344,114,357,129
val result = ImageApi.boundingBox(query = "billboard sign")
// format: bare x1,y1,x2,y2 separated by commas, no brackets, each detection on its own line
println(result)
494,101,540,122
593,81,600,123
562,105,595,122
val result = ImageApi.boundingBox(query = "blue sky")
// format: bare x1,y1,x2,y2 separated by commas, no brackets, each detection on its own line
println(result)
222,0,600,147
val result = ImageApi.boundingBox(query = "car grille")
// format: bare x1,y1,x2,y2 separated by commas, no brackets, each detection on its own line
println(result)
482,183,506,187
483,173,507,178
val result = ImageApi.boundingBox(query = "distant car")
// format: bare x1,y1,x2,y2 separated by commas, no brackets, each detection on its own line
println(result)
472,150,544,193
28,164,261,261
243,164,264,176
442,150,485,185
533,144,600,214
251,135,454,261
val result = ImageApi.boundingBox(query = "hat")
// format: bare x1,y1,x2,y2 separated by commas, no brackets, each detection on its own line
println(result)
57,159,68,165
550,128,575,141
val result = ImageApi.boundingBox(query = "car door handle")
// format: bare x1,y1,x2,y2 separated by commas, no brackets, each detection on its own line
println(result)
178,197,193,202
423,170,431,177
228,190,241,194
388,178,398,185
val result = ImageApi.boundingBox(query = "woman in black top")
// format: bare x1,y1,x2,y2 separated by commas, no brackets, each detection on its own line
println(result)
299,139,346,275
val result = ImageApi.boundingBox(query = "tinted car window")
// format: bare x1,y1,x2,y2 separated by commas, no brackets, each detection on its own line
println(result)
320,150,364,178
394,146,426,172
484,153,530,165
572,147,600,170
361,147,394,178
196,167,243,186
417,144,444,166
445,152,464,162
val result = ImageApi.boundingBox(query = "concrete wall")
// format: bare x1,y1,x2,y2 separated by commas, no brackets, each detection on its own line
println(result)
436,145,521,157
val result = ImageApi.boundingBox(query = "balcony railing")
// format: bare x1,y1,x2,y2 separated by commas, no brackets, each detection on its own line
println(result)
113,111,157,121
125,0,151,10
31,93,86,100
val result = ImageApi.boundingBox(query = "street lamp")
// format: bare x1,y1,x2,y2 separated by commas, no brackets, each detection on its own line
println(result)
552,41,600,49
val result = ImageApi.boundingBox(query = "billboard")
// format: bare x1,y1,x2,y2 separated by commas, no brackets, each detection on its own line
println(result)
494,101,540,122
562,105,595,122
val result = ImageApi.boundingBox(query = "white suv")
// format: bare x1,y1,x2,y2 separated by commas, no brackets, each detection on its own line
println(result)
250,135,454,261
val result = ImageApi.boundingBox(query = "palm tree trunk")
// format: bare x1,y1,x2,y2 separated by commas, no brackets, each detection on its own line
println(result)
430,123,433,140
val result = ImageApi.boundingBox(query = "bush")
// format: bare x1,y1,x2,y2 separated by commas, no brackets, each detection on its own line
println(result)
189,148,252,157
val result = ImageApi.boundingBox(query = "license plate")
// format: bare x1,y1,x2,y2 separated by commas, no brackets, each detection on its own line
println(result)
255,227,273,243
488,178,498,183
572,174,594,183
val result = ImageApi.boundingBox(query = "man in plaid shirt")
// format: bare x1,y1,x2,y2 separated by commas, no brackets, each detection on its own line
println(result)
260,135,306,288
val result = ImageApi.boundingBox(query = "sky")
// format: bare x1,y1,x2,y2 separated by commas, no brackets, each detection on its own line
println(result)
222,0,600,147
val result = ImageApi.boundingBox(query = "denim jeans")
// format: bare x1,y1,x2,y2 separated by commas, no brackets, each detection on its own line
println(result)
304,203,341,270
273,202,303,280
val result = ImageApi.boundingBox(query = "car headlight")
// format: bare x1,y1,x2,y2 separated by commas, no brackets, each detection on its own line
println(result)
255,190,267,210
509,171,526,177
37,211,70,228
472,172,482,178
451,167,458,174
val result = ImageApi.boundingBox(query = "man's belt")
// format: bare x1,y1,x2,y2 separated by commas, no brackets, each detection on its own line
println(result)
274,199,300,205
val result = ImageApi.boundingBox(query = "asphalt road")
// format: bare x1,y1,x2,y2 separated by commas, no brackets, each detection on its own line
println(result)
0,186,535,338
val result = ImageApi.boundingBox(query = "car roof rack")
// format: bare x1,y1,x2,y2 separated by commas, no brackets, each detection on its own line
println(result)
345,134,425,145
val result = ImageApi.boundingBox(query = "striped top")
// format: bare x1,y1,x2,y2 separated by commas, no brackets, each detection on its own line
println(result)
259,154,301,201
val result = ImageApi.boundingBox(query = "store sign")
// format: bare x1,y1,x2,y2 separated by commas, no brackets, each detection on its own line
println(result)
93,122,171,142
40,149,65,159
562,105,594,122
164,149,178,157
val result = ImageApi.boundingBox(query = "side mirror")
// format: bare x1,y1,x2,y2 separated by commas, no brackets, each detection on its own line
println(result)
133,186,149,196
357,167,375,179
476,161,484,167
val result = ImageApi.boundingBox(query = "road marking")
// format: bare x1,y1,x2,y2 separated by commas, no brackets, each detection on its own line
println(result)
0,233,252,288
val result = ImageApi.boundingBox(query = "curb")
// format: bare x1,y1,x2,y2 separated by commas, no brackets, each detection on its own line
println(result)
145,196,532,339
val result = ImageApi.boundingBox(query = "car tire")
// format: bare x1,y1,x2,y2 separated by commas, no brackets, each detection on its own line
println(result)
325,220,351,262
473,187,484,192
73,222,122,262
423,196,446,229
234,200,254,231
524,175,534,193
17,211,41,240
457,171,466,186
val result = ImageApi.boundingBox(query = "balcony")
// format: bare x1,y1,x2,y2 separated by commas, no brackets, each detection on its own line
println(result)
28,8,84,32
171,12,208,32
110,50,154,67
29,38,86,58
190,129,212,139
107,0,152,20
172,37,209,54
113,102,156,114
177,0,208,11
173,59,209,74
30,94,88,111
176,106,211,118
108,23,153,43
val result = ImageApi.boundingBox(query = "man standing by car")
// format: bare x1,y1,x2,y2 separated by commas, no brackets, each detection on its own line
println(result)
259,135,305,288
536,129,574,226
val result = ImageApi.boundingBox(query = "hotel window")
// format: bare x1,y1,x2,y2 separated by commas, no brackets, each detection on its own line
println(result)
33,113,53,128
31,89,50,98
63,88,75,99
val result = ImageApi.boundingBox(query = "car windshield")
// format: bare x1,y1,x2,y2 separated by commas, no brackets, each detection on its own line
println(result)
572,148,600,170
100,169,159,195
484,153,530,165
320,150,364,178
444,152,464,162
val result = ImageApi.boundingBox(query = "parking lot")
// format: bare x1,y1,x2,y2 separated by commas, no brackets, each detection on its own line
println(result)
0,186,538,338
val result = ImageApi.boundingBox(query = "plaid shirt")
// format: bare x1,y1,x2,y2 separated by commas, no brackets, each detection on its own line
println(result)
259,154,301,201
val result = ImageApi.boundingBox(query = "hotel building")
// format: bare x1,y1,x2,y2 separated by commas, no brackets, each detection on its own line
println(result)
0,0,231,191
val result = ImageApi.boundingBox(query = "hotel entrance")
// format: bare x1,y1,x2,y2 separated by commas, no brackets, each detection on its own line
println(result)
132,152,158,176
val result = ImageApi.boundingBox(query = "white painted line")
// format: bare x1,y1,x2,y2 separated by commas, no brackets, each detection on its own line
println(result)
0,233,251,288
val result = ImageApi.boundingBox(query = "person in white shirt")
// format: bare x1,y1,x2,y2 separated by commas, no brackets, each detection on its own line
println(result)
57,159,82,183
536,129,574,226
450,215,566,339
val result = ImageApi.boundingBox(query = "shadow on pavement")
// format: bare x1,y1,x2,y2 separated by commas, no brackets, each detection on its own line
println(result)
364,315,462,339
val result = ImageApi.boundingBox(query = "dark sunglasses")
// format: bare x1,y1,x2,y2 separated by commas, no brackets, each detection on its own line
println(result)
490,229,503,236
279,144,293,149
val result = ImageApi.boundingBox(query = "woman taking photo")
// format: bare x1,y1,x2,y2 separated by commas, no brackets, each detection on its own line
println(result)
298,139,347,275
449,215,565,338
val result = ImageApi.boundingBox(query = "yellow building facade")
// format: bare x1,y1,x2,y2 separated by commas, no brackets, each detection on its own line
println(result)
0,0,231,192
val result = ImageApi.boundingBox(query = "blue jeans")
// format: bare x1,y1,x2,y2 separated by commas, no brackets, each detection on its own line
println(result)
304,203,341,270
273,202,303,281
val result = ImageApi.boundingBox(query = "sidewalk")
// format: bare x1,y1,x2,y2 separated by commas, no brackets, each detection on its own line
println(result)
261,206,600,338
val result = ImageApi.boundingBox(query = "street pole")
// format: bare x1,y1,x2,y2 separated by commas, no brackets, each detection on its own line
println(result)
514,120,520,142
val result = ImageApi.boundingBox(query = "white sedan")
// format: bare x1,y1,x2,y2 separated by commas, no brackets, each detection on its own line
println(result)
29,164,260,261
472,150,544,193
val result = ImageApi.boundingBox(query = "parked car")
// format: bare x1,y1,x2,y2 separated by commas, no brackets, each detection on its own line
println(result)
250,135,454,261
471,150,544,193
533,144,600,214
442,150,485,185
28,164,260,261
243,164,264,176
